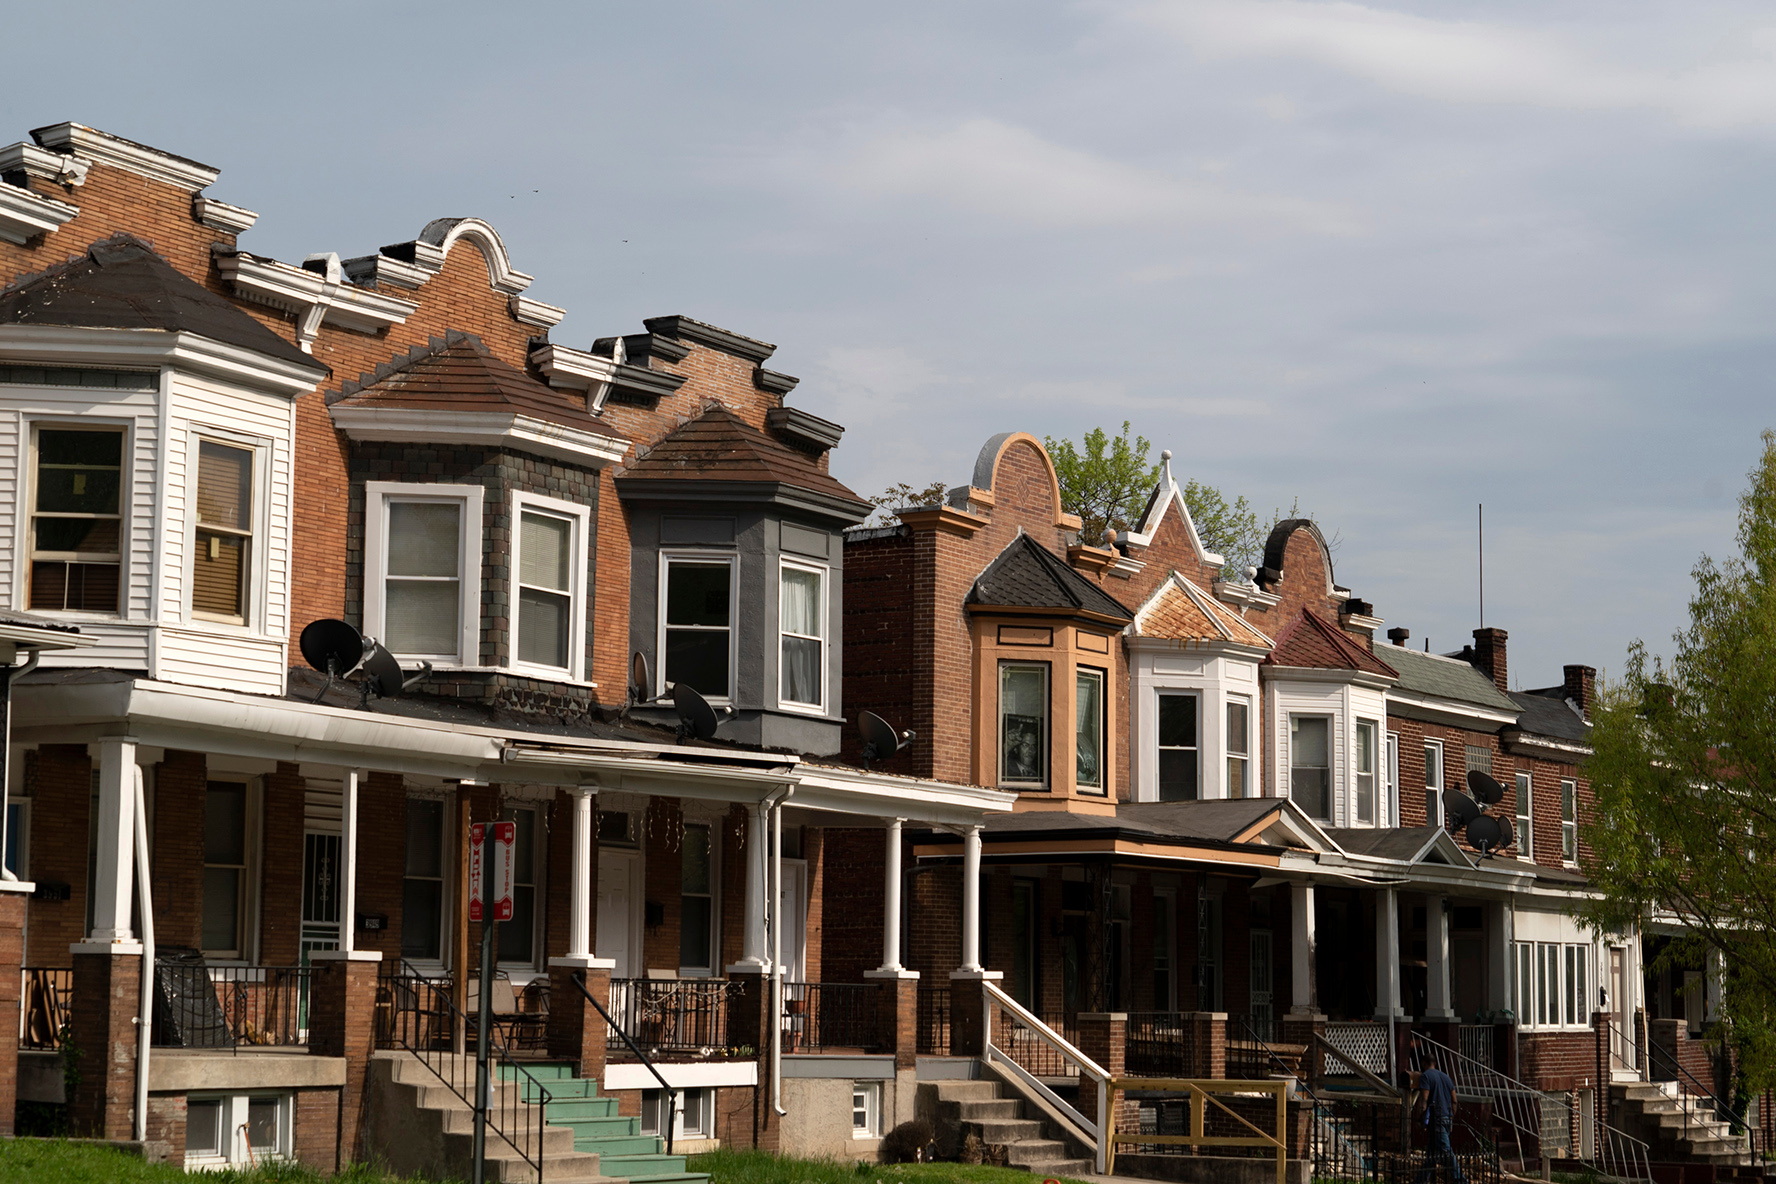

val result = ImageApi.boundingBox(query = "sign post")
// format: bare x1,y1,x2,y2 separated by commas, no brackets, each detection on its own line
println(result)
469,820,516,1184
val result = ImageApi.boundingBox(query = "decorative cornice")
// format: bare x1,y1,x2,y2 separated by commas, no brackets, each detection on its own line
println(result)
0,324,325,397
529,343,688,415
612,476,870,525
509,295,566,329
1213,579,1281,612
765,406,843,453
0,142,89,186
592,333,689,364
0,183,78,245
31,123,219,192
409,217,533,294
215,250,418,352
754,367,799,395
642,314,777,363
192,196,257,235
330,405,629,469
340,253,430,290
1066,544,1118,575
897,504,988,537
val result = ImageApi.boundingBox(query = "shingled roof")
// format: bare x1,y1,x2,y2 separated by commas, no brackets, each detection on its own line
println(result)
1263,609,1398,678
617,404,868,510
967,534,1134,623
1132,570,1272,649
1383,643,1517,712
1510,689,1590,745
0,235,324,371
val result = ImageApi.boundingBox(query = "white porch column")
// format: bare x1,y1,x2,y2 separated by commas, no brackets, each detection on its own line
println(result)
876,819,905,972
1425,895,1455,1020
337,768,362,954
1488,900,1514,1015
729,801,769,971
1290,881,1318,1014
1374,887,1404,1020
566,787,595,961
87,738,137,943
960,825,983,973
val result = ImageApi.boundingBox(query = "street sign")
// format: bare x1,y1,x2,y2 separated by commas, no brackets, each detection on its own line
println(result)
468,821,516,922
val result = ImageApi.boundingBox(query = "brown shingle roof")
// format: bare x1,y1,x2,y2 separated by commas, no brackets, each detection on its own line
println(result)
1134,571,1272,648
331,334,625,440
618,405,866,506
1264,609,1398,678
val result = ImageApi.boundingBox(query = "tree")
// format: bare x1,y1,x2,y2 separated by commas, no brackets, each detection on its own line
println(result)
1045,422,1160,545
861,479,949,528
1581,429,1776,1092
1182,479,1269,577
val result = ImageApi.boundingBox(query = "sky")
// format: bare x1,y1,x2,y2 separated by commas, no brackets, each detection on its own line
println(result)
12,0,1776,689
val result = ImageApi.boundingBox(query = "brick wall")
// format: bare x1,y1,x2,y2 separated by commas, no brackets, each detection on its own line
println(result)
261,762,305,966
354,772,406,959
643,798,684,973
1519,1030,1595,1092
150,750,205,951
26,745,92,962
819,828,884,983
0,890,25,1135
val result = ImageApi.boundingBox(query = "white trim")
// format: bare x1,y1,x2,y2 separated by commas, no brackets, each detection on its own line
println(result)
509,295,567,328
192,197,257,235
509,491,590,682
31,123,219,191
364,481,484,665
1424,738,1445,828
215,252,417,352
852,1080,883,1138
182,1091,292,1170
0,183,78,245
184,430,271,631
329,405,627,469
658,550,738,703
340,253,430,290
20,416,134,620
416,218,534,294
0,325,322,397
0,142,90,186
1115,452,1225,570
605,1061,757,1090
1515,771,1534,862
776,557,828,714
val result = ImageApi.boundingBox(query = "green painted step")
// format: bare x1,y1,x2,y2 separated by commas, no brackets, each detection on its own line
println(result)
598,1152,692,1177
498,1062,707,1184
549,1114,642,1139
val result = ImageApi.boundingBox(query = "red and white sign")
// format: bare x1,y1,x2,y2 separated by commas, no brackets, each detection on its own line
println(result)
468,820,516,923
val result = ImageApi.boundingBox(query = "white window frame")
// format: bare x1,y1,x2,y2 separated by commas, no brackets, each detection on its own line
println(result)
1425,740,1445,827
364,481,483,666
1561,779,1578,865
1513,940,1591,1030
4,796,28,879
201,778,261,964
642,1086,714,1140
186,431,268,631
658,550,738,703
776,557,829,713
1386,731,1401,827
1516,772,1534,861
23,419,132,619
852,1081,883,1139
1289,713,1335,823
1225,695,1251,801
509,491,590,682
1156,690,1200,801
679,820,718,977
184,1092,291,1169
1354,719,1379,826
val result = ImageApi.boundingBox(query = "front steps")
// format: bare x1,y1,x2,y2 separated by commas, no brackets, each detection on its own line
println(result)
517,1062,706,1184
921,1077,1095,1177
1613,1080,1758,1167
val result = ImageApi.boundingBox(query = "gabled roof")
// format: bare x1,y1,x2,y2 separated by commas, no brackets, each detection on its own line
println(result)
1326,825,1473,867
1118,452,1223,569
0,235,324,371
618,404,868,510
1132,570,1273,649
1264,609,1398,678
967,534,1134,623
330,333,625,439
1383,644,1517,713
1509,689,1591,745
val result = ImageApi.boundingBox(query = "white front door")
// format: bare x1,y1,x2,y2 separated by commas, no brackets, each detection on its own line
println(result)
597,852,638,979
778,860,807,981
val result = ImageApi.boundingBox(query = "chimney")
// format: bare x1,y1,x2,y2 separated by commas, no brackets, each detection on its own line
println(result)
1471,627,1509,694
1386,627,1410,647
1564,664,1596,720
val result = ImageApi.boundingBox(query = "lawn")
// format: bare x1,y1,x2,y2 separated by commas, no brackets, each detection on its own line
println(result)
0,1140,429,1184
689,1148,1092,1184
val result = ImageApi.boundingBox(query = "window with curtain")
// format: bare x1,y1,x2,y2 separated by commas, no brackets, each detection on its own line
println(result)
1561,779,1577,863
497,806,539,964
385,501,464,659
402,798,445,961
1355,720,1377,824
998,663,1048,787
680,823,713,971
1517,772,1535,860
1157,693,1198,801
192,441,253,622
780,564,824,707
1291,715,1332,821
1076,668,1104,793
1226,698,1250,799
203,782,249,957
664,559,731,698
30,426,124,613
517,510,573,670
1425,741,1444,826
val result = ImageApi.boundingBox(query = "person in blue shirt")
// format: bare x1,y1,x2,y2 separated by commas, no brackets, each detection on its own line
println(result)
1412,1066,1466,1184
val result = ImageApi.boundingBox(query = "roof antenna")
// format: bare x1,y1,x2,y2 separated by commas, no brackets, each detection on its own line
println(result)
1478,503,1484,630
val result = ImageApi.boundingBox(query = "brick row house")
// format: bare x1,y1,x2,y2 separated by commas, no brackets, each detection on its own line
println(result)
0,123,1016,1176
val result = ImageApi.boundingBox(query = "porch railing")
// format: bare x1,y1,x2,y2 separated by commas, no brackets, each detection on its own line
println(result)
782,982,882,1054
20,967,71,1051
981,977,1108,1173
1126,1011,1192,1077
152,963,313,1050
1323,1020,1391,1077
1458,1023,1497,1068
993,1006,1079,1079
1612,1016,1757,1163
607,978,734,1058
917,986,951,1055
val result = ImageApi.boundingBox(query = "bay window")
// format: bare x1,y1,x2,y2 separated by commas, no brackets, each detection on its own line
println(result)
780,561,825,709
366,482,483,665
662,556,733,699
1226,698,1250,799
1290,715,1332,821
1355,720,1378,824
29,425,124,614
1157,692,1198,801
999,663,1048,788
192,440,254,623
1076,668,1105,794
512,493,589,678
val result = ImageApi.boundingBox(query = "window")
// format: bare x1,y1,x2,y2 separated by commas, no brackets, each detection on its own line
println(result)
680,823,713,973
1386,732,1400,827
1516,773,1534,860
779,562,826,708
192,441,254,623
366,483,483,664
598,809,636,846
1561,780,1577,863
4,797,27,879
1226,698,1250,799
1465,745,1492,777
29,426,124,614
203,782,251,959
1157,693,1198,801
402,798,445,961
1514,941,1589,1028
852,1082,882,1138
1355,720,1378,825
497,806,539,965
663,557,733,699
512,495,588,676
999,663,1048,787
643,1088,713,1139
1290,716,1332,821
1076,668,1105,794
185,1093,290,1167
1425,741,1444,827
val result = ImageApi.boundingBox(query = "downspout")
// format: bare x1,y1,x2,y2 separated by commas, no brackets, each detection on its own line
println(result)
768,784,795,1118
0,649,40,881
133,764,155,1144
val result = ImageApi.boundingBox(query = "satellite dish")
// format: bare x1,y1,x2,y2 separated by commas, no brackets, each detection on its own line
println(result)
859,711,915,771
1445,792,1483,828
1466,814,1504,857
361,642,405,699
1495,814,1516,851
631,652,651,701
673,682,724,742
1467,770,1506,805
300,618,367,702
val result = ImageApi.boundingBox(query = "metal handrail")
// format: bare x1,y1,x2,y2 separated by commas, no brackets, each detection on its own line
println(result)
565,971,676,1157
981,978,1107,1172
381,960,552,1181
1231,1014,1376,1181
1611,1017,1756,1162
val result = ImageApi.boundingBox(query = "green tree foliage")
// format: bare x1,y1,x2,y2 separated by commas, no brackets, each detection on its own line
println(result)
862,479,950,527
1182,479,1273,578
1045,422,1159,545
1581,429,1776,1091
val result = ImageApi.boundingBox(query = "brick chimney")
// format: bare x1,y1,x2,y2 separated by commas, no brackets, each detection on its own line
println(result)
1470,628,1508,694
1564,664,1596,720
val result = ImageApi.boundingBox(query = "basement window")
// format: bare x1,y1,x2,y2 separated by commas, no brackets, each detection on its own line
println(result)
185,1092,290,1168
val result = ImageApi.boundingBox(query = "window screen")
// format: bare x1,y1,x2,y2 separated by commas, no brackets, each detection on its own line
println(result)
517,510,572,669
385,501,463,658
1157,693,1198,801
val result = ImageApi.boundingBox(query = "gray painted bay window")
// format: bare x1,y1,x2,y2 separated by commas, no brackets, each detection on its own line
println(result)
999,662,1048,787
1290,714,1332,821
517,510,573,669
29,426,124,613
780,562,825,708
386,501,464,658
1158,692,1198,801
664,558,733,699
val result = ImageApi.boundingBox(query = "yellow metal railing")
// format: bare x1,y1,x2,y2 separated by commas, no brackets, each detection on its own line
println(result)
1104,1076,1289,1184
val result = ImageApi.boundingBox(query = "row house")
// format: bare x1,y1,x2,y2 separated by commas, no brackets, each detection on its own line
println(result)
0,122,1015,1176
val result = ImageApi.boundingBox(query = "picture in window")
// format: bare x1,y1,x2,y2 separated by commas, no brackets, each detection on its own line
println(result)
517,510,573,669
1157,693,1198,801
202,783,248,956
1291,716,1332,820
30,427,123,613
402,798,445,960
1226,699,1250,799
780,565,823,706
680,823,713,971
193,441,253,621
999,664,1047,785
1075,668,1104,792
1355,720,1377,824
665,560,731,697
385,501,464,658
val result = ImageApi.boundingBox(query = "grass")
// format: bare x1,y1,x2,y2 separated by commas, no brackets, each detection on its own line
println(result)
688,1148,1092,1184
0,1139,433,1184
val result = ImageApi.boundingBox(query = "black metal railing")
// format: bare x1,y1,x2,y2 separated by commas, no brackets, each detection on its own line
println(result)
1621,1018,1758,1163
606,978,734,1058
567,972,676,1157
21,967,71,1051
151,963,312,1050
1227,1013,1307,1081
991,1007,1077,1078
783,982,882,1053
378,960,552,1181
1126,1011,1193,1077
917,986,951,1055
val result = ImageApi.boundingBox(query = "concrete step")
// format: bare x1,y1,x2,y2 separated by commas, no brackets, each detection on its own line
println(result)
1006,1138,1071,1166
966,1118,1046,1144
957,1098,1023,1121
1021,1158,1095,1177
933,1079,1001,1102
541,1097,624,1122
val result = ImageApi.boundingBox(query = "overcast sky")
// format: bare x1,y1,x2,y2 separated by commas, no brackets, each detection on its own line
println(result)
14,1,1776,689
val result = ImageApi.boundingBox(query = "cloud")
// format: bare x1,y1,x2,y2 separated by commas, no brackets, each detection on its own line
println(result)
826,118,1353,233
1126,0,1776,130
